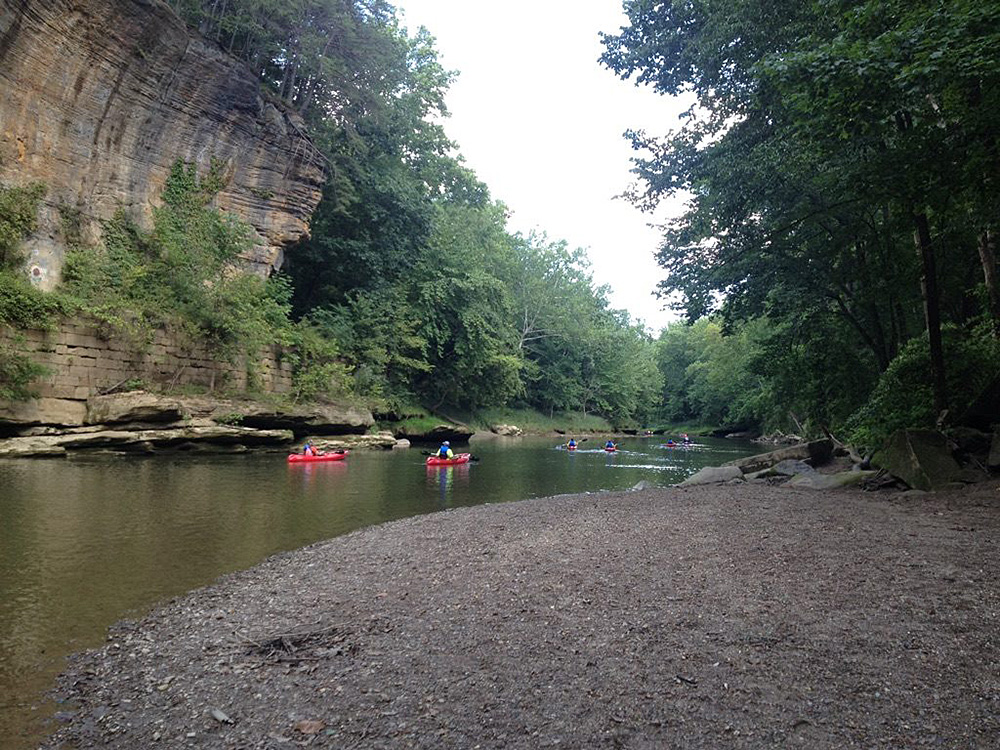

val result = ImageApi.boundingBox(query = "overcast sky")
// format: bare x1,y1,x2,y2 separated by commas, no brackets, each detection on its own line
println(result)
395,0,692,332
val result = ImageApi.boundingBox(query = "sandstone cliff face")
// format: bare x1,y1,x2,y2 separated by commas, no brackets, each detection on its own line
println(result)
0,0,326,287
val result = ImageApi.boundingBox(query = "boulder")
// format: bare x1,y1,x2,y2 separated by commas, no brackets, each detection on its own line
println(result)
311,432,398,451
745,459,815,480
0,398,88,430
491,424,523,437
86,391,187,425
785,470,878,490
393,423,475,444
679,466,744,486
874,429,961,491
0,436,69,457
225,401,374,435
725,439,833,474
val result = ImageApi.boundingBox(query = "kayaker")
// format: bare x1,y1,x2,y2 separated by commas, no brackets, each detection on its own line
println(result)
682,433,691,444
605,440,616,451
567,438,577,449
303,442,315,456
436,441,454,459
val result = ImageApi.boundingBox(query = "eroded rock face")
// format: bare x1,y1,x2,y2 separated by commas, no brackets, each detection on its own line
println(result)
0,0,326,285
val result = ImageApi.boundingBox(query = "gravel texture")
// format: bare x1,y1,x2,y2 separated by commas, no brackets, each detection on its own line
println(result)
43,481,1000,749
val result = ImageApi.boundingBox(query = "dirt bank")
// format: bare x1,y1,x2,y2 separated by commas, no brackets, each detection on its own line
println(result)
44,481,1000,748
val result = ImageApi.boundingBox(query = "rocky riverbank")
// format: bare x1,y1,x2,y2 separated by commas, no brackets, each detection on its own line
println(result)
0,391,481,457
42,479,1000,749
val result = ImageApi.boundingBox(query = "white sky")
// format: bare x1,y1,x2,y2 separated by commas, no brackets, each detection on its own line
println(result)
396,0,691,333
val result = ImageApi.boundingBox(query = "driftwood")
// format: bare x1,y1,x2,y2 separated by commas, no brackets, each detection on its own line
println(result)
822,426,865,466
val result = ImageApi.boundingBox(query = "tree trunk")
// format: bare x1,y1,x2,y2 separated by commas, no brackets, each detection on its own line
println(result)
978,229,1000,337
912,211,948,416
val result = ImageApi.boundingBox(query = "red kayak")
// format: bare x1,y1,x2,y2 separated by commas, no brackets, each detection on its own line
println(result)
604,446,618,453
426,452,472,466
287,451,348,463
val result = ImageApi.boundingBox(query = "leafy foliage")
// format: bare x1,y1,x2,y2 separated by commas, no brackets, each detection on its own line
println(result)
845,327,1000,452
0,182,45,269
0,341,49,401
61,161,286,355
0,272,68,329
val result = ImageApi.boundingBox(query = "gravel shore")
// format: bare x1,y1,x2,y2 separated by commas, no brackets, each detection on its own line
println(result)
44,481,1000,749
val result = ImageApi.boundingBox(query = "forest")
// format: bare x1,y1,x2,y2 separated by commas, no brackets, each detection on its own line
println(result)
2,0,999,449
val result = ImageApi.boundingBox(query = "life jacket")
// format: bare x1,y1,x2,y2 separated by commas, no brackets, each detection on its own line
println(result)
438,446,450,457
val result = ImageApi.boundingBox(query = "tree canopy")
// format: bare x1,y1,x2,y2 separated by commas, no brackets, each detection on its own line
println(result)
602,0,1000,445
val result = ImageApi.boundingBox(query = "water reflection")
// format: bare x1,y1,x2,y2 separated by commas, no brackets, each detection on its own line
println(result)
425,463,471,506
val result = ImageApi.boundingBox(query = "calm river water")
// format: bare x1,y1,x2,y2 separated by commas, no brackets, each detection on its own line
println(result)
0,434,761,747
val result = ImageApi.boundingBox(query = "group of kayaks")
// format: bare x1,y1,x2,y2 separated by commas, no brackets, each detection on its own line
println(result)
287,449,473,466
565,443,618,453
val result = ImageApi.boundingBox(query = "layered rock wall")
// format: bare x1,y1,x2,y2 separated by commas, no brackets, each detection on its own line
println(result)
0,0,326,286
0,320,293,428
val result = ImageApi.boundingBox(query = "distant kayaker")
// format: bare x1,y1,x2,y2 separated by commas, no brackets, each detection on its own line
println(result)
605,440,616,451
682,433,691,444
567,438,577,449
303,442,315,456
436,441,454,459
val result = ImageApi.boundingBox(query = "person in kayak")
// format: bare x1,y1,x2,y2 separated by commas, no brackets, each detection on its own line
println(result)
303,442,315,456
605,440,616,450
567,438,577,449
436,441,454,459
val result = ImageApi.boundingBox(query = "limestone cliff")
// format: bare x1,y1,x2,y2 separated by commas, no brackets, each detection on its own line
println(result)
0,0,326,287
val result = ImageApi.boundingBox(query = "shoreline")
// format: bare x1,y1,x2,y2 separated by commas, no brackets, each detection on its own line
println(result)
43,480,1000,748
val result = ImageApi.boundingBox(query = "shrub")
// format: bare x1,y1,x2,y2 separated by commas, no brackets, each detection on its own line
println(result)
287,320,353,403
0,342,49,401
845,326,1000,453
0,182,45,269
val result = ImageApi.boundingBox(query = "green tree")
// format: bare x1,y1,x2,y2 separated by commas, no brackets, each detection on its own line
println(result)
602,0,1000,437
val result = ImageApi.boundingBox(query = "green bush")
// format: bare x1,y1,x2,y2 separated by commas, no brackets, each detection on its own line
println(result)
0,182,45,269
0,271,68,328
287,320,353,403
845,326,1000,453
0,343,49,401
60,161,301,363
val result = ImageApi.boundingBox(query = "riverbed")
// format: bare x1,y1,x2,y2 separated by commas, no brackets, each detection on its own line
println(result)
0,434,761,748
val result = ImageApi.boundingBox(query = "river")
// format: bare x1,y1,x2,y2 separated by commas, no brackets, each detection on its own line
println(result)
0,434,762,747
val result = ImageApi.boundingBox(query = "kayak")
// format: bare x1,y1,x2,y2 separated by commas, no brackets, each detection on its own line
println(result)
604,447,617,453
426,452,472,466
567,445,577,451
287,451,348,463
